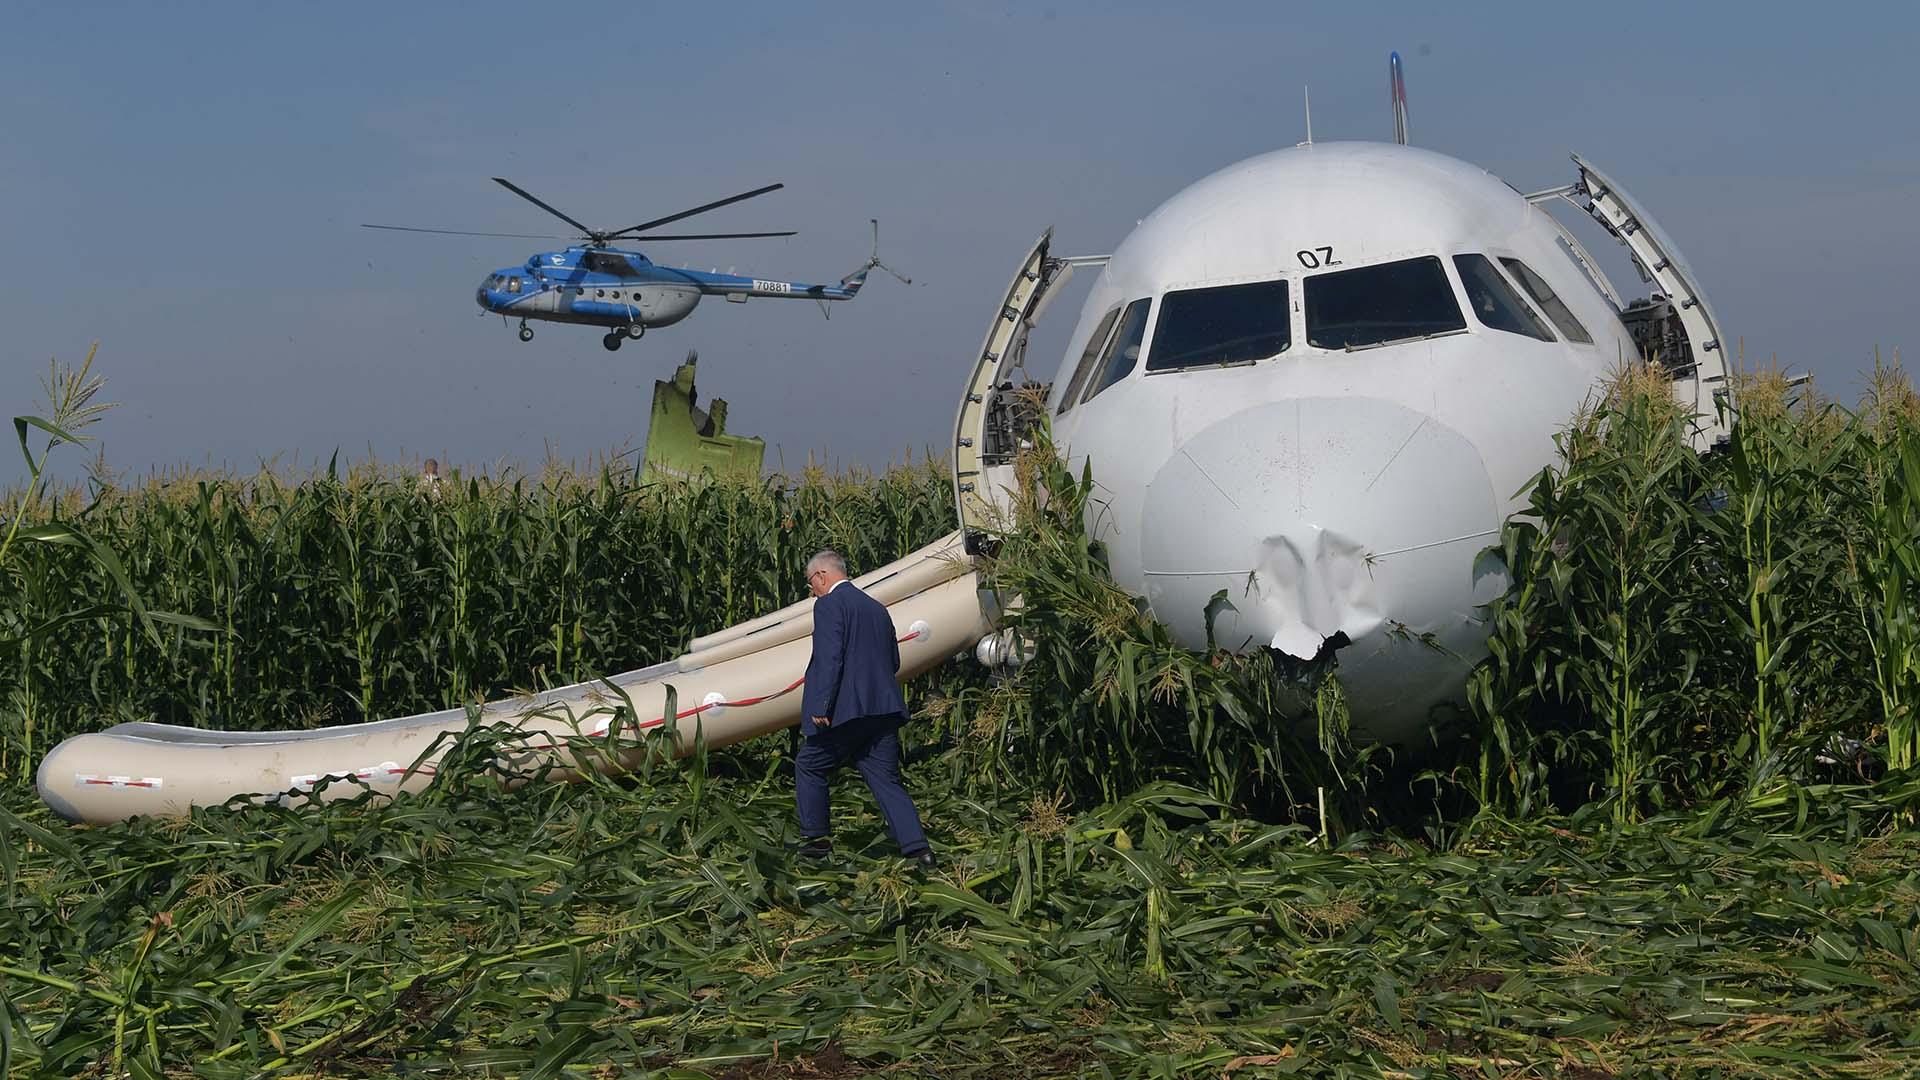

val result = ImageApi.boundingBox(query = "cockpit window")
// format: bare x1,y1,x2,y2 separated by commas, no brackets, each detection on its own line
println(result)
584,250,639,276
1057,305,1121,415
1146,279,1290,372
1081,298,1152,404
1453,254,1554,342
507,276,522,294
1304,256,1465,350
1499,257,1592,344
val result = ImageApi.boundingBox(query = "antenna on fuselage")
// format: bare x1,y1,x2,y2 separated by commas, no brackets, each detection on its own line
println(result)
1301,86,1313,147
1390,51,1409,145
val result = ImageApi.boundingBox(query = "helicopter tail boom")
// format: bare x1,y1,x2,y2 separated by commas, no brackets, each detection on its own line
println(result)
674,218,903,304
678,269,866,302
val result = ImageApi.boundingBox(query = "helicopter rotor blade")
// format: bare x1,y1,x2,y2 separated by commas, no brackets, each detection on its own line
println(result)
622,230,798,241
361,223,571,240
491,177,600,239
607,182,784,239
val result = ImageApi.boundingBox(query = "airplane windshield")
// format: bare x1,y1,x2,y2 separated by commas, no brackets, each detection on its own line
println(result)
1305,256,1465,350
1499,257,1593,344
1146,279,1290,371
1453,255,1554,342
1081,298,1152,404
1057,305,1121,415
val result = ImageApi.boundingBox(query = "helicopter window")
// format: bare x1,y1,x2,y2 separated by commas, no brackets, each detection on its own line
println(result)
1146,278,1291,372
1082,298,1153,404
1305,256,1463,350
1056,305,1122,415
1453,255,1554,342
508,276,522,294
583,251,639,276
1499,257,1592,344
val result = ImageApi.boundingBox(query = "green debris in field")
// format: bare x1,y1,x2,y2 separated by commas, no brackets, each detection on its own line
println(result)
4,763,1920,1077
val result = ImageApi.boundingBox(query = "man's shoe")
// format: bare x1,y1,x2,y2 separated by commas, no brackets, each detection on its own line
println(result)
906,848,937,872
793,838,833,863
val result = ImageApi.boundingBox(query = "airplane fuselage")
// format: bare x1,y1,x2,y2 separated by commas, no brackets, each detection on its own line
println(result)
1048,142,1684,741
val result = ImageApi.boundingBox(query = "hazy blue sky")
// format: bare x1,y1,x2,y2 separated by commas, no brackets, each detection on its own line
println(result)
5,2,1915,484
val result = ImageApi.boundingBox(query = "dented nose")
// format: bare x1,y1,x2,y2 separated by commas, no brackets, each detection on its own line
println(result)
1138,396,1501,662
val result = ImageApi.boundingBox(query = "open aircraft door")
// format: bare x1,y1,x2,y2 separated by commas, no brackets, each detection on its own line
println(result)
1537,155,1735,450
954,231,1066,549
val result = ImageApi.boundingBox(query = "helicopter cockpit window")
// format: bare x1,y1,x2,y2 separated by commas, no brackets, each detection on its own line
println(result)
1453,255,1554,342
1304,256,1465,350
1146,279,1290,372
507,276,522,294
1057,305,1122,415
583,251,638,276
1082,298,1153,404
1498,257,1593,344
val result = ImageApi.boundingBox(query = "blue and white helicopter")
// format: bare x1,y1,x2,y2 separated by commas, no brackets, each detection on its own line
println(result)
366,179,907,351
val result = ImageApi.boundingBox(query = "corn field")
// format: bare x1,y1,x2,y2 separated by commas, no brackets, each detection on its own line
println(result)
1470,361,1920,822
0,454,954,777
5,354,1920,1076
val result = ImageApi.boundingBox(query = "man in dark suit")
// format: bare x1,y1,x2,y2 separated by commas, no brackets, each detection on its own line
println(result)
794,549,935,869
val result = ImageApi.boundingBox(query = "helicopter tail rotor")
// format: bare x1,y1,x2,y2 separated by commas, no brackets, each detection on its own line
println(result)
828,218,910,291
822,220,907,317
863,218,912,285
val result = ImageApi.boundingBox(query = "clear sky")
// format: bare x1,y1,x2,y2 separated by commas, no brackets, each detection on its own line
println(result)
5,1,1915,484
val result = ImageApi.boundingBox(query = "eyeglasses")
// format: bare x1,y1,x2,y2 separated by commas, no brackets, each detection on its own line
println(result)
807,569,828,582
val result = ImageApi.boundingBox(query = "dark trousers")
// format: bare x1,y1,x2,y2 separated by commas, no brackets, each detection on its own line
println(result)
794,714,928,855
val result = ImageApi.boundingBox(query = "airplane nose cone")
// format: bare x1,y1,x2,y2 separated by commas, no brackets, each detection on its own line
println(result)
1138,397,1506,733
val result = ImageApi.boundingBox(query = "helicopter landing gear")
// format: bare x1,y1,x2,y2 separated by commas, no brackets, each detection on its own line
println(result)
625,322,646,340
517,320,534,342
602,331,624,352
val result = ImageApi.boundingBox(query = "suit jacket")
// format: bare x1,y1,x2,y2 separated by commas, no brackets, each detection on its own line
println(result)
799,581,906,737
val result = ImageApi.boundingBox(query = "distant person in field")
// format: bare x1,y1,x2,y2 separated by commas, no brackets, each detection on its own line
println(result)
794,549,934,869
419,457,442,497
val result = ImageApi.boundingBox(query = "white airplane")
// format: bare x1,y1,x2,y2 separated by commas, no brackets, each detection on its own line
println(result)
954,54,1731,742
